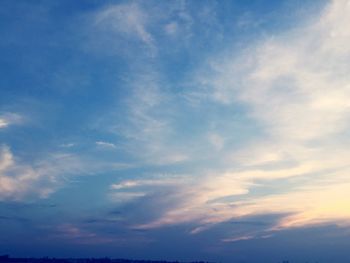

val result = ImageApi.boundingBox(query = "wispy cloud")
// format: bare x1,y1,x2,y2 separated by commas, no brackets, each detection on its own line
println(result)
0,145,51,200
106,0,350,238
222,234,255,243
96,141,116,149
181,0,350,232
50,223,117,245
0,119,7,128
0,144,129,201
94,2,156,54
59,143,75,148
101,69,190,166
0,113,22,129
4,0,350,256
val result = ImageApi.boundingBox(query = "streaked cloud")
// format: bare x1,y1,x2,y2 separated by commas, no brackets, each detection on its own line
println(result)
94,2,156,53
0,113,22,129
222,234,255,243
107,0,350,239
0,145,52,200
0,145,128,201
60,143,75,148
0,119,8,128
50,223,117,245
2,0,350,259
96,141,116,149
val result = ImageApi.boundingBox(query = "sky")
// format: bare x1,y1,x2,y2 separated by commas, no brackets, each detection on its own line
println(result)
1,0,350,262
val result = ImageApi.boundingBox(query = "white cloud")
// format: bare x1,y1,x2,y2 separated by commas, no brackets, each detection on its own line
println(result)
204,1,350,143
110,0,350,237
0,113,22,129
94,3,155,52
60,143,75,148
164,21,178,36
111,178,174,190
0,119,8,128
0,145,51,200
222,234,255,243
106,70,190,166
189,0,350,231
0,145,121,201
96,141,116,149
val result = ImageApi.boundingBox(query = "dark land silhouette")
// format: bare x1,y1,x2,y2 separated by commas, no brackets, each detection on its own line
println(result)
0,256,211,263
0,256,301,263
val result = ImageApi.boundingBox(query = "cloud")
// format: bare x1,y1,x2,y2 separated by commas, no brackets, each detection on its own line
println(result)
88,1,221,57
109,177,188,204
50,223,117,245
0,119,8,128
101,69,190,166
0,113,22,129
96,141,116,149
110,178,183,190
222,234,255,243
106,0,350,239
0,145,125,201
208,133,225,151
94,2,155,53
203,1,350,143
173,0,350,232
110,173,251,230
164,21,178,36
0,145,50,200
59,143,75,148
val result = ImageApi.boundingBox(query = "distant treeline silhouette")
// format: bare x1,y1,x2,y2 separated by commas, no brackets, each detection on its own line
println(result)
0,255,211,263
1,256,310,263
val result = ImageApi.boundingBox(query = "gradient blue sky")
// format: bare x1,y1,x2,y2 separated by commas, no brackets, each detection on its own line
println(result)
1,0,350,262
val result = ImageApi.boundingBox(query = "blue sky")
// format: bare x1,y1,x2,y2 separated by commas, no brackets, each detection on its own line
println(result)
2,0,350,262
